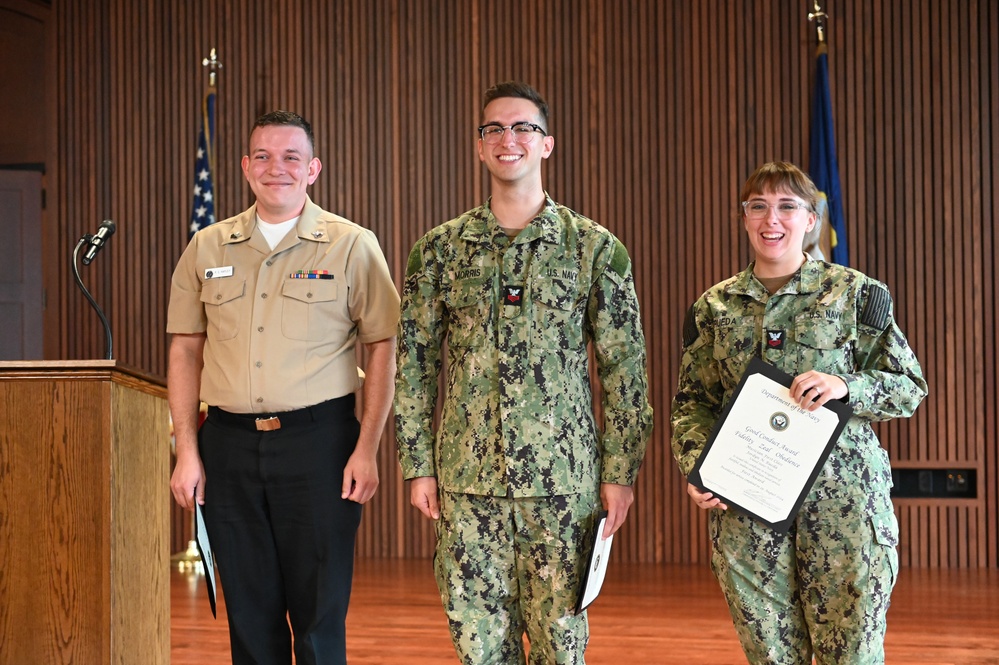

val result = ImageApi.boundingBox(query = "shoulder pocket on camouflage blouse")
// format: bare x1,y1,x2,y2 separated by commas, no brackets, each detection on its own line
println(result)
444,276,493,348
794,317,856,374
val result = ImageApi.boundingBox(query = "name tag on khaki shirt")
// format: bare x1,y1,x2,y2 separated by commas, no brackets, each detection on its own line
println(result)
204,266,233,279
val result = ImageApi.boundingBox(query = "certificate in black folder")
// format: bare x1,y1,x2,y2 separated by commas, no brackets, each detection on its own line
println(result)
688,357,853,533
574,511,613,615
194,502,218,618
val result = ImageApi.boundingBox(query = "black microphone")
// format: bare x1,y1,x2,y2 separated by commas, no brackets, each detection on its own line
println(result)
82,219,116,265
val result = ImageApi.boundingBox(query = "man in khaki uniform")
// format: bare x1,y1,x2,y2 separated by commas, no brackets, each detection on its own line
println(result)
168,111,399,665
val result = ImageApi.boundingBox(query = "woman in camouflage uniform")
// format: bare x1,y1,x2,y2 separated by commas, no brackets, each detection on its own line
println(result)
671,161,927,664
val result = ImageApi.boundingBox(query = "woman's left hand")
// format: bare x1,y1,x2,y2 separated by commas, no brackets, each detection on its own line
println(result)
789,370,848,411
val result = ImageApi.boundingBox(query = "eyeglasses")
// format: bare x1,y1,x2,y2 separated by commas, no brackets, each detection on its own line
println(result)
742,200,812,220
477,122,547,144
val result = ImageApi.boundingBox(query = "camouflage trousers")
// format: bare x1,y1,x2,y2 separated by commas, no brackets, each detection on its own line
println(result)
710,493,899,665
434,490,602,665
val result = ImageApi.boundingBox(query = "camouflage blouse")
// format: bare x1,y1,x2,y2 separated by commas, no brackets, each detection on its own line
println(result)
396,196,654,497
671,259,928,502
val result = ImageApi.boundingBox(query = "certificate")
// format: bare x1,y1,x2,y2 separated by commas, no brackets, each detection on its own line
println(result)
688,357,853,532
574,511,613,615
194,502,218,618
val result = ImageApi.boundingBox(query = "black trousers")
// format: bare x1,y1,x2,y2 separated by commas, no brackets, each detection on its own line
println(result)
200,396,362,665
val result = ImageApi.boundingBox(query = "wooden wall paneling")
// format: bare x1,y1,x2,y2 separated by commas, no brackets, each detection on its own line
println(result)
647,0,668,565
912,2,931,465
964,2,984,472
37,0,999,567
988,0,999,569
638,0,658,563
929,2,949,475
651,0,670,565
940,4,958,467
945,2,961,464
900,2,919,463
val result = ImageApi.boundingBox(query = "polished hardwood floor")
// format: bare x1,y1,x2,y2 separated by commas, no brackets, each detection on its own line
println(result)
171,558,999,664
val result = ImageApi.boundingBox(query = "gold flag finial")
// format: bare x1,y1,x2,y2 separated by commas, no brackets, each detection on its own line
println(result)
202,48,223,88
807,1,828,44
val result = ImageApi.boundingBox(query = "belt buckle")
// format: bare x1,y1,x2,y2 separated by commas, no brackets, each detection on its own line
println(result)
255,416,281,431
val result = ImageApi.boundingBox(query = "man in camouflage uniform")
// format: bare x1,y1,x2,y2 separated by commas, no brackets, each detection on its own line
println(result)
671,162,927,665
395,81,653,664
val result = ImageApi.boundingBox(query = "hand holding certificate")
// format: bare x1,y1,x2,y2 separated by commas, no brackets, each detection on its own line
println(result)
688,358,852,532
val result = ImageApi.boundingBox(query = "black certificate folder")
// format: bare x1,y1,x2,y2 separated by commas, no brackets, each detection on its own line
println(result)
194,502,218,618
575,510,613,615
688,357,853,533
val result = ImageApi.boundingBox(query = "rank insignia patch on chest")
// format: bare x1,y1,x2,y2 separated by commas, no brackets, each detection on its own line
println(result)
766,329,785,350
503,285,523,307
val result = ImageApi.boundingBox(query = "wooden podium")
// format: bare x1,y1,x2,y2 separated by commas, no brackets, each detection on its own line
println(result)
0,361,170,664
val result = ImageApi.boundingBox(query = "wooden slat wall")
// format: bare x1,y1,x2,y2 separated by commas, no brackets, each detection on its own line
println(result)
40,0,998,567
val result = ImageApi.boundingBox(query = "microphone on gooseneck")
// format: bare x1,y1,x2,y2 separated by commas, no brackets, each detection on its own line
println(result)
82,219,117,265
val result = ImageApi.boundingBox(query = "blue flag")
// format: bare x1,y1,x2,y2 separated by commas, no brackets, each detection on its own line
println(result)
809,48,848,266
189,89,217,237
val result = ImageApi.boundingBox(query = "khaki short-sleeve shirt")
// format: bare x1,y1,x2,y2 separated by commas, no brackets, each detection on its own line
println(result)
167,196,400,413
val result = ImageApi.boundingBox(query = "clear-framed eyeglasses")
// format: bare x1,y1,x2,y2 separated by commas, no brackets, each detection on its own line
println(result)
477,122,547,144
741,200,812,220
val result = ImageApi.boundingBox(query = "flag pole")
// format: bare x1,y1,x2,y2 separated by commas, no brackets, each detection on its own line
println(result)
187,49,222,238
173,48,222,573
807,1,849,265
201,48,222,197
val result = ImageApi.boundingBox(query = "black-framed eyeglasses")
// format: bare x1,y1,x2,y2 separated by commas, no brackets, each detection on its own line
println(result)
477,122,547,144
741,200,812,220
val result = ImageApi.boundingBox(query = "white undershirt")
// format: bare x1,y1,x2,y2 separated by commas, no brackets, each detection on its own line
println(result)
255,215,299,250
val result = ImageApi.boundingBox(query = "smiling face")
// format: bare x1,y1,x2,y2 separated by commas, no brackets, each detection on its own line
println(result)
241,124,322,223
742,189,817,277
477,96,554,188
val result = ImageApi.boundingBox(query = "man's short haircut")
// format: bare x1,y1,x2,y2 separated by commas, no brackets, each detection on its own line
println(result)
481,81,550,132
250,110,316,154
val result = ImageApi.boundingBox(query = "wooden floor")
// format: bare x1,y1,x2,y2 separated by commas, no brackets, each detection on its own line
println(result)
171,558,999,664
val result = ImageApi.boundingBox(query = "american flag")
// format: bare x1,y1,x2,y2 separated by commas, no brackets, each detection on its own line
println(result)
189,89,217,237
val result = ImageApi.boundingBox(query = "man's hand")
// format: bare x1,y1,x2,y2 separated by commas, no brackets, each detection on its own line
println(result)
342,450,379,503
600,483,635,538
410,476,440,520
170,451,206,510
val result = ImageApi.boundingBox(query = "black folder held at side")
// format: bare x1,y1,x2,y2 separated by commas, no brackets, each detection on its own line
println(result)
575,510,613,615
194,502,218,618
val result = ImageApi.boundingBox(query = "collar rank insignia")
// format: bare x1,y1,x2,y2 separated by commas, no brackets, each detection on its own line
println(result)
766,329,785,350
311,230,324,239
229,232,242,239
503,285,523,307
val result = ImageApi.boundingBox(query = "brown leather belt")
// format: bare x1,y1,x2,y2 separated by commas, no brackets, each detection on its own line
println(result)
207,394,356,433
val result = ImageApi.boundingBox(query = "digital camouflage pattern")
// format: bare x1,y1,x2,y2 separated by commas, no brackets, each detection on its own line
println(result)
711,494,899,664
671,258,927,665
434,490,600,664
395,195,653,496
672,259,927,490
